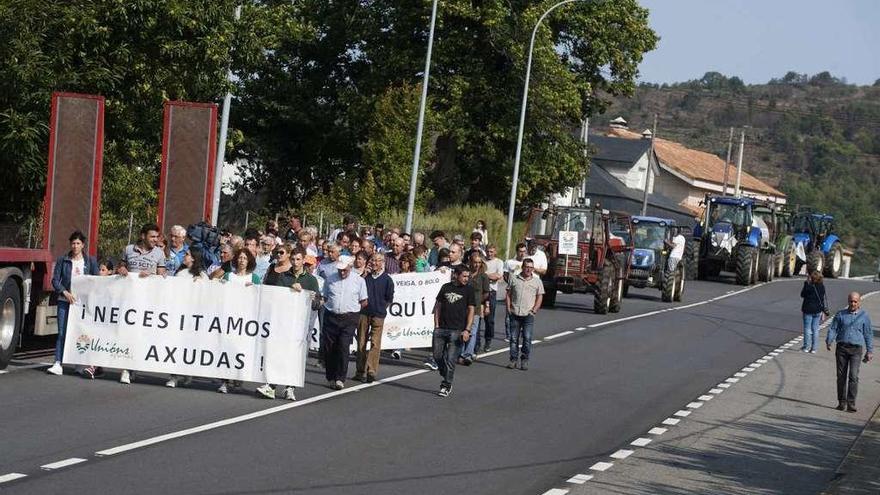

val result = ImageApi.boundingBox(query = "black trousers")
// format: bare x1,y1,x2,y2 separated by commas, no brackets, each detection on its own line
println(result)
322,312,360,382
835,343,863,404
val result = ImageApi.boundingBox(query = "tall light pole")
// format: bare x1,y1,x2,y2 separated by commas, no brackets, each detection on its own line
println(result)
404,0,440,235
211,5,242,226
505,0,583,259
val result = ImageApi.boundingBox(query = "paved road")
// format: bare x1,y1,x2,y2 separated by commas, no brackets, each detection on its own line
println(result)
1,276,875,494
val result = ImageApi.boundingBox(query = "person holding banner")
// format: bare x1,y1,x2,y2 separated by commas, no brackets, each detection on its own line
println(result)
47,231,100,376
322,256,368,390
433,264,476,397
222,249,262,286
355,253,395,383
166,248,210,388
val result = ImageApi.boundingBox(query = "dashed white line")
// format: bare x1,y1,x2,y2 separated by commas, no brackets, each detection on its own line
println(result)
648,427,668,435
734,372,747,378
709,388,724,394
590,461,614,472
686,402,704,409
544,331,574,340
574,327,587,331
673,410,691,417
631,437,652,447
742,366,756,372
662,418,681,426
610,449,634,459
718,383,731,388
40,458,87,470
0,473,27,483
698,394,714,401
542,489,570,495
566,474,593,484
725,377,739,383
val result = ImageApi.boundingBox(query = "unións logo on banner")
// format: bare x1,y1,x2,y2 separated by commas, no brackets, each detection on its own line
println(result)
75,334,133,359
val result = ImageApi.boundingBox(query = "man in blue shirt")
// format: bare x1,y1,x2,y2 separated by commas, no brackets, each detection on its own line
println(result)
826,292,874,412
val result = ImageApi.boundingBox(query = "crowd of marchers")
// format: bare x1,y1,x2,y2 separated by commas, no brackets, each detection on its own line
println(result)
46,215,548,399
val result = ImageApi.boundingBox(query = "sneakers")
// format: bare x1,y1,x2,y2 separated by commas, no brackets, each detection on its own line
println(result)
81,366,99,379
836,401,847,411
217,382,229,394
391,350,402,360
353,373,366,382
438,385,452,397
482,345,492,353
165,377,177,388
334,380,345,390
283,386,296,401
801,348,809,353
424,359,439,371
520,359,529,371
462,356,474,366
120,370,131,384
507,359,517,369
847,403,857,413
47,362,63,376
366,374,375,383
256,384,275,399
809,350,817,354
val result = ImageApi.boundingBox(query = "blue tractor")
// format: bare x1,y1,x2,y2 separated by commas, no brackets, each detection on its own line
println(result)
791,210,845,278
624,216,688,302
694,195,776,285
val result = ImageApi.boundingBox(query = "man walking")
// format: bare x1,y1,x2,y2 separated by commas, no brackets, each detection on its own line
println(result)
355,254,395,382
433,265,476,397
506,258,544,371
322,256,368,390
483,244,504,352
826,292,873,412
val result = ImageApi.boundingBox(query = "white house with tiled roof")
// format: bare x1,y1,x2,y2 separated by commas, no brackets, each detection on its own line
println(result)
605,120,786,215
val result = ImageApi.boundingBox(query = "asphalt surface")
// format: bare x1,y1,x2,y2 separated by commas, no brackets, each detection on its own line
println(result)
1,275,875,495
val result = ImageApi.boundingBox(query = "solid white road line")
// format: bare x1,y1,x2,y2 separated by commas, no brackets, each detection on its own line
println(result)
40,458,87,470
544,330,574,340
610,449,634,460
630,437,652,447
648,427,668,435
574,327,587,331
0,473,27,483
590,462,614,472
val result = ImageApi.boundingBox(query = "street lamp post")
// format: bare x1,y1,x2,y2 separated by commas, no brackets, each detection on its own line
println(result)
403,0,440,235
504,0,582,259
211,5,242,226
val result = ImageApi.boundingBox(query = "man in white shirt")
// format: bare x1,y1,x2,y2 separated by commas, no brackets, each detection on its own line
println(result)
322,256,368,390
502,242,528,342
667,232,686,273
527,241,548,277
482,244,504,352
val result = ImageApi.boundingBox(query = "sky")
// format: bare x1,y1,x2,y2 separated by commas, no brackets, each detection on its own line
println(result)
636,0,880,86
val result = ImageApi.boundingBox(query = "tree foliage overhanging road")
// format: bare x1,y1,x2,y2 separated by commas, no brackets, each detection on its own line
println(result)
0,0,657,236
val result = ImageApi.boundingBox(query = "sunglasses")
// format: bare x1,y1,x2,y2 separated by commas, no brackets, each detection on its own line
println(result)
274,250,287,256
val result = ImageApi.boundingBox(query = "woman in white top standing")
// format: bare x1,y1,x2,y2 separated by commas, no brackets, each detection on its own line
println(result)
473,219,489,248
166,248,210,388
222,249,262,286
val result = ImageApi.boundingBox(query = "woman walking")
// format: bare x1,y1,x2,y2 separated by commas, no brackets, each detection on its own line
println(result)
47,231,100,376
800,271,829,353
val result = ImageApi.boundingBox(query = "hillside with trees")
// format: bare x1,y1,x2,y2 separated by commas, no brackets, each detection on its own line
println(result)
603,72,880,274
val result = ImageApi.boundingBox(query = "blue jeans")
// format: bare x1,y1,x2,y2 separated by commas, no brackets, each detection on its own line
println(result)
802,313,822,351
54,301,70,362
433,328,463,387
483,291,497,347
461,315,482,358
509,314,534,361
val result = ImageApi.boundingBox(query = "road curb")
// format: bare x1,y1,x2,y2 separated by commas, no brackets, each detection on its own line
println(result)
822,401,880,495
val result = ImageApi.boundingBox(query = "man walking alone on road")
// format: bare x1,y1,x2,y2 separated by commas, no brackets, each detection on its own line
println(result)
826,292,873,412
506,258,544,371
433,265,476,397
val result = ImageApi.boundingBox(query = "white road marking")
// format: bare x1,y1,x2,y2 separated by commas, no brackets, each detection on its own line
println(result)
648,427,668,435
544,331,574,340
742,367,755,372
566,474,593,484
751,362,762,368
734,372,747,377
0,370,7,375
709,388,724,394
698,395,713,401
41,458,87,470
542,489,570,495
531,339,543,344
0,473,27,483
662,418,680,426
574,327,587,331
610,449,634,459
686,402,703,409
718,383,731,388
590,462,614,472
769,352,780,356
725,378,739,383
631,437,652,447
674,410,691,417
757,358,769,363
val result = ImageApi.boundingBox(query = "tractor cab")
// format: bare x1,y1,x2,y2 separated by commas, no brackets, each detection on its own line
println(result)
625,216,685,302
791,209,843,277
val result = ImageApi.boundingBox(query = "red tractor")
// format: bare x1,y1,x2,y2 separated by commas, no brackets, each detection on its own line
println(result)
523,204,633,314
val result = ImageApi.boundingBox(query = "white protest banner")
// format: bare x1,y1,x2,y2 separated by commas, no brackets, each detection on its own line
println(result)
63,275,313,386
382,271,451,350
558,231,578,255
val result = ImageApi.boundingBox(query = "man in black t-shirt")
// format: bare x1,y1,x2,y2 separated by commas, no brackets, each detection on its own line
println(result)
433,265,476,397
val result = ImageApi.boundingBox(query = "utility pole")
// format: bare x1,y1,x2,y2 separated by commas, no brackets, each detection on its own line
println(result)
734,129,745,197
721,126,734,195
640,113,657,215
211,5,242,225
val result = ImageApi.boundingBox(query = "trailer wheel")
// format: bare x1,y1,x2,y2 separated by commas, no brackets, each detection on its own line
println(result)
0,276,22,370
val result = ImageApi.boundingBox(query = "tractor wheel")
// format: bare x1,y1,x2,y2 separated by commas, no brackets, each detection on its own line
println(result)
794,259,805,277
774,251,783,278
609,277,624,313
824,242,843,279
807,250,824,276
750,251,759,285
684,240,699,281
758,251,774,282
781,244,796,278
541,279,557,308
708,262,722,278
735,246,756,286
673,267,684,302
661,265,677,302
593,261,614,315
0,275,23,370
622,280,630,298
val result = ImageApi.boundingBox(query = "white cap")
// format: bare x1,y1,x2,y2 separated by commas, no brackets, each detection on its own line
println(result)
335,255,354,270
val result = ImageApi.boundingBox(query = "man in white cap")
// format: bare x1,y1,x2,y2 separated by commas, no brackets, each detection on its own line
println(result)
321,255,368,389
